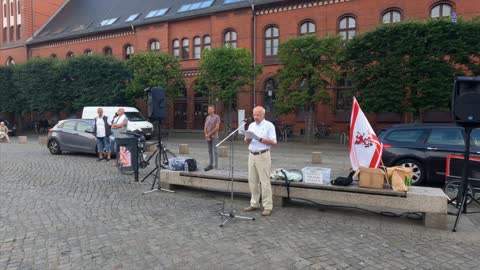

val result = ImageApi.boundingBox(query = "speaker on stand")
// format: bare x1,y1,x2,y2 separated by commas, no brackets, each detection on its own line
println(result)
451,76,480,232
143,87,174,195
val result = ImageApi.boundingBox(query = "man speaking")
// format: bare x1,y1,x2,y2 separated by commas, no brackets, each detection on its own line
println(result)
243,106,277,216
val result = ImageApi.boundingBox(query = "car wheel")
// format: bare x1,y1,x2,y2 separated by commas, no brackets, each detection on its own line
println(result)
47,139,62,155
394,159,425,185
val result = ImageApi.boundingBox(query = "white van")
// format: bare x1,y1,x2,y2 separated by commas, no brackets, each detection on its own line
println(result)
81,106,154,138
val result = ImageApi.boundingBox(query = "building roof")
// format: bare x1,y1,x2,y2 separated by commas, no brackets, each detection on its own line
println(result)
27,0,283,45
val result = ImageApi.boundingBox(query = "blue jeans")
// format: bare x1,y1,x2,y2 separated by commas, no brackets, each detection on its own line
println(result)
96,137,111,153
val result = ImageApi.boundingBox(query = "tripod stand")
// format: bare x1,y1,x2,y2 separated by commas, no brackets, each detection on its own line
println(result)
143,120,174,195
216,119,255,227
452,125,480,231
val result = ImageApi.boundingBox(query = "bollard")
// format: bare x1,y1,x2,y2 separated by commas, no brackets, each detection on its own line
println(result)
218,146,228,157
18,136,28,144
38,136,48,145
312,152,322,164
179,144,189,155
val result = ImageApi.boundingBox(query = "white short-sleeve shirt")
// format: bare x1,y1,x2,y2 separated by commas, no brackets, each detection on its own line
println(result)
247,119,277,152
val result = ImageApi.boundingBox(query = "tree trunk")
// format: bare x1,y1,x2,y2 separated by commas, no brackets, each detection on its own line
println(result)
304,108,315,144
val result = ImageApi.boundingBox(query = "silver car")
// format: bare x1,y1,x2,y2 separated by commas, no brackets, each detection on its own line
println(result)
47,119,114,155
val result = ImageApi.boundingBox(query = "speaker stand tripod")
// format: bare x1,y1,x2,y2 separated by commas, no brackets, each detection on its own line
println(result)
452,125,480,231
143,121,174,195
216,119,255,227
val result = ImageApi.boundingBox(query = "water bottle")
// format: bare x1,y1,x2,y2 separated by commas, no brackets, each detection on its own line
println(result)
184,161,189,172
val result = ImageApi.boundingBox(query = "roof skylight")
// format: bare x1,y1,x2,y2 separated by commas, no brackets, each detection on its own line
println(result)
145,8,169,19
100,17,119,27
178,0,214,13
224,0,243,4
125,13,140,22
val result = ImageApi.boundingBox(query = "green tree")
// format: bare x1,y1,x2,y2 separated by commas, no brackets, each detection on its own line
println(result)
196,47,262,130
0,66,15,114
345,18,480,120
63,55,131,112
276,35,345,143
126,52,185,101
12,58,65,115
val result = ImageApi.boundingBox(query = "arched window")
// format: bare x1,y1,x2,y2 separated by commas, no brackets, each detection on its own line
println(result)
193,37,201,59
264,79,277,114
300,21,316,35
182,38,189,59
124,45,134,59
431,3,453,18
265,26,279,56
103,47,112,56
173,39,180,58
382,9,402,23
6,57,14,66
203,35,211,50
84,49,92,56
338,15,356,40
224,30,237,48
66,52,74,59
149,39,160,51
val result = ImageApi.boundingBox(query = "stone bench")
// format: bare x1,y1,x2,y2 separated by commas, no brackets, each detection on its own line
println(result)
160,170,448,229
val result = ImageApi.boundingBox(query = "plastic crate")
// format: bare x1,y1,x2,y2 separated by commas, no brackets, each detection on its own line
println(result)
302,167,331,185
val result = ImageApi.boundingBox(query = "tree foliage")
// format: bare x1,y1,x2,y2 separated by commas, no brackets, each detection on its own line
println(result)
345,18,480,117
63,55,130,111
196,47,262,108
0,56,131,119
276,35,345,142
126,52,185,101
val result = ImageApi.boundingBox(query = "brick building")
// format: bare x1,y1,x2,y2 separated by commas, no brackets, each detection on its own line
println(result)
1,0,480,132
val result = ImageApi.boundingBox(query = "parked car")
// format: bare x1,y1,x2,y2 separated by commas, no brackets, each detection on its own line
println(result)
47,119,115,155
379,124,480,186
0,119,16,136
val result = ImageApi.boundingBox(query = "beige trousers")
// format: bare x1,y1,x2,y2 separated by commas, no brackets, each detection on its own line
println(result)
248,151,273,210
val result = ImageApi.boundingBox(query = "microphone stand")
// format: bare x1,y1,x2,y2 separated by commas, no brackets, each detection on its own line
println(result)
216,118,255,227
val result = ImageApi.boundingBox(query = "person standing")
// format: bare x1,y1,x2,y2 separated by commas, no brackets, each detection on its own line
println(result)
204,105,220,171
93,108,112,161
112,108,129,166
243,106,277,216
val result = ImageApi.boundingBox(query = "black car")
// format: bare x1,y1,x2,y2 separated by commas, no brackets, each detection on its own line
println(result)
379,124,480,186
0,119,16,136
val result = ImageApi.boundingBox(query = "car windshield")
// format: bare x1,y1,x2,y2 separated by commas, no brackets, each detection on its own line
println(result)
125,112,146,122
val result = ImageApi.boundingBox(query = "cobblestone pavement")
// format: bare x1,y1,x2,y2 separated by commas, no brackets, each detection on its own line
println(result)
1,135,480,270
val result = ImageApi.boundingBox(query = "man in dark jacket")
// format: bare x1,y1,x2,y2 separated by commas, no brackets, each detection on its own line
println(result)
94,107,112,161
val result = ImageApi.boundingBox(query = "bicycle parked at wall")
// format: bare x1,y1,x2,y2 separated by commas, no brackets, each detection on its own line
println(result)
279,125,294,142
314,123,331,139
117,130,176,175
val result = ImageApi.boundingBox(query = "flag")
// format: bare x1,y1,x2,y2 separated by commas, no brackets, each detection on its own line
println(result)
349,97,383,171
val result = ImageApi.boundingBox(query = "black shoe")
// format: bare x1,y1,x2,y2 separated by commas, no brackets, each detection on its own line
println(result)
97,158,104,162
204,165,213,171
105,158,110,162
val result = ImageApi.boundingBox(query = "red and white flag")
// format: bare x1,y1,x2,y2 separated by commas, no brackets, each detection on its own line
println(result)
349,97,383,171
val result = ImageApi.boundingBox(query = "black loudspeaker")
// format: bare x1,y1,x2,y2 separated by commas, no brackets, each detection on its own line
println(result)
452,77,480,125
146,87,167,120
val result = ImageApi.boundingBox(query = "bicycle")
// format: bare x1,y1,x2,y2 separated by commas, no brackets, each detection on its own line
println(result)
314,123,331,139
443,177,475,206
116,130,176,175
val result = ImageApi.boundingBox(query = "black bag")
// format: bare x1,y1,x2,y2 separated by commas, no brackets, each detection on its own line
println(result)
168,157,197,171
330,171,355,186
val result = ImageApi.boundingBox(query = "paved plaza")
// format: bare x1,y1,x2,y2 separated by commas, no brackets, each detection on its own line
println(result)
1,134,480,269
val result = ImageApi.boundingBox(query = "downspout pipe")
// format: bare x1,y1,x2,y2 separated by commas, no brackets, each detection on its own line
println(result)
251,1,256,107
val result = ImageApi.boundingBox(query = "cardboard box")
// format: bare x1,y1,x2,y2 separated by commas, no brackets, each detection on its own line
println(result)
358,167,386,189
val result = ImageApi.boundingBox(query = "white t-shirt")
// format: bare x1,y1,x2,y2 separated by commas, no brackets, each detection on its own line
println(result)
96,116,106,137
247,119,277,152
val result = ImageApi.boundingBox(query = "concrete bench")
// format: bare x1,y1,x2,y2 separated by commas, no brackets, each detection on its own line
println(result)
160,170,448,229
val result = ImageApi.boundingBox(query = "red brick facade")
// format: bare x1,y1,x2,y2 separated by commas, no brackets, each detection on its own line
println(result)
1,0,480,132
